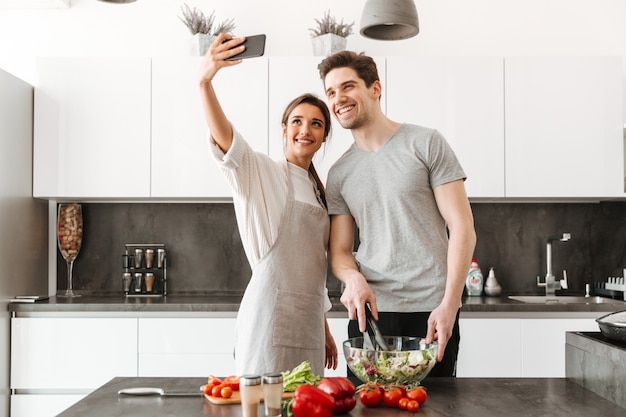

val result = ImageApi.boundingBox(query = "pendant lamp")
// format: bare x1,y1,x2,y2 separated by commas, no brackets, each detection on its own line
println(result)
360,0,419,40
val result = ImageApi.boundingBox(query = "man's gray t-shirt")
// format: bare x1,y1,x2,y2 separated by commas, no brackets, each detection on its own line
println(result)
326,124,466,312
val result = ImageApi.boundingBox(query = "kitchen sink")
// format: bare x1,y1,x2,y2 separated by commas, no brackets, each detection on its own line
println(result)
507,295,626,304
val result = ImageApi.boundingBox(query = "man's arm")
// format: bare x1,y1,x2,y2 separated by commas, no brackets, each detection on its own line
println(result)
329,214,377,332
428,179,477,361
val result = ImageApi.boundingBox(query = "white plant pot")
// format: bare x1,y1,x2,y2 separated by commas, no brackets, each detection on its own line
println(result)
311,34,348,57
190,34,215,56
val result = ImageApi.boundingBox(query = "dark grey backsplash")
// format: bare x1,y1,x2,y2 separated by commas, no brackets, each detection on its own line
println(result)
58,202,626,296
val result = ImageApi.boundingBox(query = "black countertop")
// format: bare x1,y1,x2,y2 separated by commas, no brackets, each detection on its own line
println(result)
575,331,626,350
57,376,625,417
8,293,626,316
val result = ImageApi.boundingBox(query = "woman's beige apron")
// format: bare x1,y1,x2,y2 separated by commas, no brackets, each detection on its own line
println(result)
234,162,330,376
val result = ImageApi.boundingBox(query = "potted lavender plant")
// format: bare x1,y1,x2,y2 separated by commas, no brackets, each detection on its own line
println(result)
179,3,236,55
309,9,355,56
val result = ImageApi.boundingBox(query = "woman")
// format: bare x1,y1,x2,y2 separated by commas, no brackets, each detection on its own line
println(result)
198,33,337,376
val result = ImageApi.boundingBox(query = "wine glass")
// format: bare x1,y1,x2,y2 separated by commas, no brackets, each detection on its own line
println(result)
57,203,83,298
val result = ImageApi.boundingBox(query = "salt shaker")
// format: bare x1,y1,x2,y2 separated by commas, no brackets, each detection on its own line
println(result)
262,373,283,417
240,375,262,417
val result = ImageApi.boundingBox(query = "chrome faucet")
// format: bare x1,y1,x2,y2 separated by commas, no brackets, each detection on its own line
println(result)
537,233,571,295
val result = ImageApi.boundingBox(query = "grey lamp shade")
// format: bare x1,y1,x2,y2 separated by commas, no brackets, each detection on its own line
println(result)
360,0,419,40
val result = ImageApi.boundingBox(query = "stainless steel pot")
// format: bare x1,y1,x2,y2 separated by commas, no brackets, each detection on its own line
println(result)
596,310,626,342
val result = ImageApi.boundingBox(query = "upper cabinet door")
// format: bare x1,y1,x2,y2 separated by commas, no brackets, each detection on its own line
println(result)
386,57,505,198
33,57,151,198
268,57,386,186
151,57,268,199
505,57,623,198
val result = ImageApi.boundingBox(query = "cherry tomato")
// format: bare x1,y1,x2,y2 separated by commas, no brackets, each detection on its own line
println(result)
202,383,216,395
358,383,383,407
407,399,420,413
407,387,428,405
220,386,233,399
398,397,410,410
211,384,223,397
383,387,403,408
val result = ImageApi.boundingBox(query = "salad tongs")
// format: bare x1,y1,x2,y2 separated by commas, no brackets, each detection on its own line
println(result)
364,304,390,351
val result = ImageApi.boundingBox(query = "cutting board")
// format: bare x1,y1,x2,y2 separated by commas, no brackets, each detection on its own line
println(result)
204,390,293,405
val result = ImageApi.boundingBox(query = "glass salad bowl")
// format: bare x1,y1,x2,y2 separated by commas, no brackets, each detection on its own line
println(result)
343,336,438,385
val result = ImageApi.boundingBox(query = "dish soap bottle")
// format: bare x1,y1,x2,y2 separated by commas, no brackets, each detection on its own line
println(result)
484,267,502,297
466,258,484,296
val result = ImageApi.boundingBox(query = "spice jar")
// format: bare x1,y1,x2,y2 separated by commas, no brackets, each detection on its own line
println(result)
240,375,262,417
122,272,132,294
262,373,283,417
144,272,155,292
145,249,155,268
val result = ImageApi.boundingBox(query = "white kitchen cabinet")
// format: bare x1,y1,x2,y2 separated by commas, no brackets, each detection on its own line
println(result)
33,57,152,199
137,318,237,377
505,56,623,198
11,317,137,389
520,318,598,377
386,57,505,198
456,318,522,377
268,57,386,185
151,57,269,198
457,317,600,378
11,394,85,417
10,317,137,417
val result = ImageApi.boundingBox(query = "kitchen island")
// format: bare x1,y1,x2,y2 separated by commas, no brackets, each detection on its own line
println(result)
9,295,626,417
57,376,625,416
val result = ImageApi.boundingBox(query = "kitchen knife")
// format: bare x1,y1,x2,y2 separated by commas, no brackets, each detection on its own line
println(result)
365,304,390,351
118,387,202,397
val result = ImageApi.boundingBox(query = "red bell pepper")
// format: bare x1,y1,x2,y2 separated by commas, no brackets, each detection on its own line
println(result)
316,377,357,414
292,384,336,417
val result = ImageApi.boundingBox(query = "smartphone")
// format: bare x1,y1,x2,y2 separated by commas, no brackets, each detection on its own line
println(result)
225,34,266,61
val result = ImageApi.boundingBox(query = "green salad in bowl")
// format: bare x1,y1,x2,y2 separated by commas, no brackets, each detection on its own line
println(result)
343,336,438,385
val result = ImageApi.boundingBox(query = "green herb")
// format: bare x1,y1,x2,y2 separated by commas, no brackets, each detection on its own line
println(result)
309,9,354,38
281,360,321,392
178,3,236,36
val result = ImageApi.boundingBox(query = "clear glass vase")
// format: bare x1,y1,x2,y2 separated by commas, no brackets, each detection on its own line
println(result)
57,203,83,298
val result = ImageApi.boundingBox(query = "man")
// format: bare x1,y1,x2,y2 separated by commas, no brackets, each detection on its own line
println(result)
318,51,476,376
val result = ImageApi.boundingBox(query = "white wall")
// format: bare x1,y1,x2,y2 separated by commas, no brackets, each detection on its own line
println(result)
1,0,626,116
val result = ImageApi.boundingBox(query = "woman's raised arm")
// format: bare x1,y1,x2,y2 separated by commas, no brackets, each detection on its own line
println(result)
198,33,247,153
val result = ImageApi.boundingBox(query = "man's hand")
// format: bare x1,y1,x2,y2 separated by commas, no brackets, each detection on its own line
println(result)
340,272,377,333
425,303,457,362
